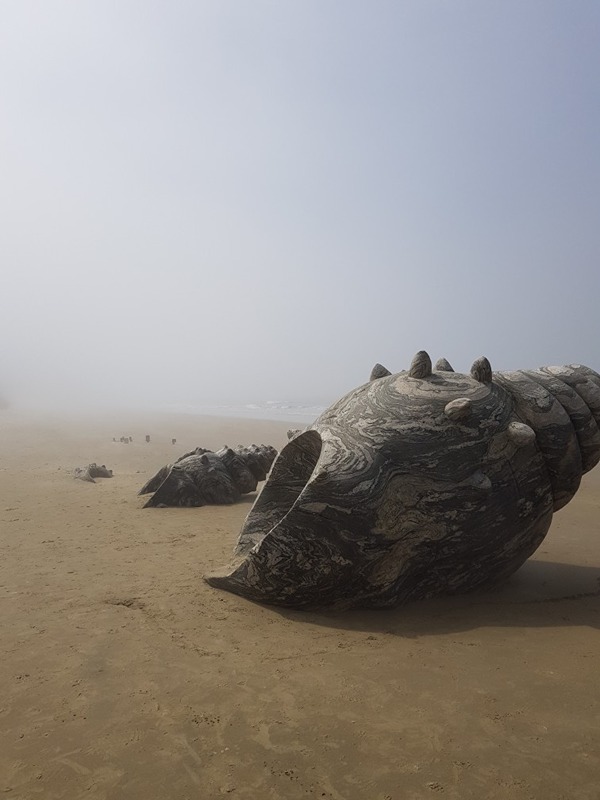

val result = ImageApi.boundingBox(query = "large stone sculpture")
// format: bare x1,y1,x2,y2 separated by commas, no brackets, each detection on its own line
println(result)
206,353,600,609
139,444,277,508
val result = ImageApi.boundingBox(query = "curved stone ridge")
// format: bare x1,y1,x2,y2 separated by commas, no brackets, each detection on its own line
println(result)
206,353,600,609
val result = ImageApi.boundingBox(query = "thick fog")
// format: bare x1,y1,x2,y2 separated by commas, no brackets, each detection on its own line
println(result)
1,1,599,414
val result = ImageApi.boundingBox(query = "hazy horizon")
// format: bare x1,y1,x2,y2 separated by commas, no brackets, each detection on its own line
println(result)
1,1,599,414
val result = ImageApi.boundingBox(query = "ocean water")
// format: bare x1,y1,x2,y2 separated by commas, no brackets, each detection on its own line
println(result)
161,400,328,425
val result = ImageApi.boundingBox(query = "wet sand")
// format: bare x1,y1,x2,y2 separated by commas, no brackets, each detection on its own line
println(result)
1,410,600,800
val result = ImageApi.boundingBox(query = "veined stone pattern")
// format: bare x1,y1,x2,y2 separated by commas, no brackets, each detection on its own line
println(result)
139,445,277,508
206,355,600,610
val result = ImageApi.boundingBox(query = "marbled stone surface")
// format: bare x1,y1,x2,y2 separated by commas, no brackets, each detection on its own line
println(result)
140,444,277,508
206,356,600,609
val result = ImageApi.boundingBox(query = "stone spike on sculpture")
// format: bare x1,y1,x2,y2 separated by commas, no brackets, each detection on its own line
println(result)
435,358,454,372
444,397,472,420
471,356,493,384
370,363,392,381
206,353,600,610
408,350,432,378
507,422,536,447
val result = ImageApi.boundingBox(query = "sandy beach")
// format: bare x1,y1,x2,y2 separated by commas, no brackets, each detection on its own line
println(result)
1,409,600,800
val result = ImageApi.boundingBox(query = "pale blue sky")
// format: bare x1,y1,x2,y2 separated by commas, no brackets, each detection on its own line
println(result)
1,1,599,410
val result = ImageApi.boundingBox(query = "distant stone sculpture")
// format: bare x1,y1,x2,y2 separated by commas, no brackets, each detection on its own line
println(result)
74,463,113,483
206,354,600,609
139,444,278,508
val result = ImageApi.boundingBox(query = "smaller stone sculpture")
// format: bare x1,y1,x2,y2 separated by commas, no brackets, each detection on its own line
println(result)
139,444,277,508
74,463,113,483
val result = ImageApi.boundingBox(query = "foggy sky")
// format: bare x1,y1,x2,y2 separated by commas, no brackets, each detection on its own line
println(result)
1,1,599,412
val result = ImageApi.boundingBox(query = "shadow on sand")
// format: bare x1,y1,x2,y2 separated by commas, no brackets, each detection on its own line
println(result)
274,560,600,635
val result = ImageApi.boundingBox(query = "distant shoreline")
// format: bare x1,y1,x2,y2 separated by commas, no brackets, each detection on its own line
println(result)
1,401,327,426
158,402,326,424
